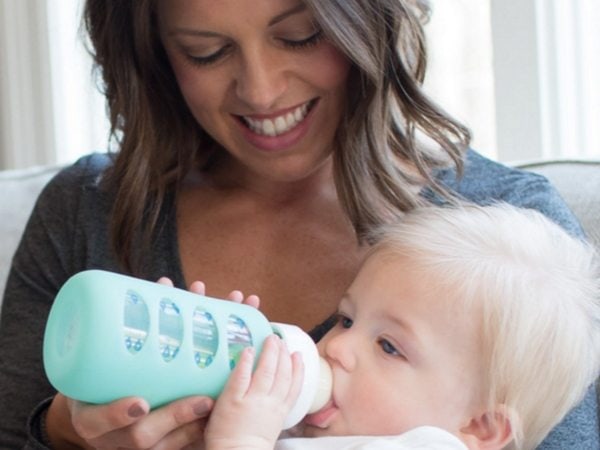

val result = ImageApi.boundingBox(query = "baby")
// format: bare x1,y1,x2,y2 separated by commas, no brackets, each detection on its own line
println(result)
203,204,600,450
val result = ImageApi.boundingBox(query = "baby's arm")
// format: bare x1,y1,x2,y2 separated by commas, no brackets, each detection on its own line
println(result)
205,334,305,450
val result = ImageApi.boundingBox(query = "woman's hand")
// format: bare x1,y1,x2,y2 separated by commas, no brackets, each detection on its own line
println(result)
204,335,304,450
176,277,261,309
46,392,213,449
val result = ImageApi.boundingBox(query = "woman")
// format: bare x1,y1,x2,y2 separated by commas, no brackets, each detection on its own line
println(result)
0,0,597,449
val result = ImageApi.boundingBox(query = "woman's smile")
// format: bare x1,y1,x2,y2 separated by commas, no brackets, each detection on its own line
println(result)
234,99,319,151
239,99,315,136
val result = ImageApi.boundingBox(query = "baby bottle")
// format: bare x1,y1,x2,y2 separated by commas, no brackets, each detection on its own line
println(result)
43,269,332,429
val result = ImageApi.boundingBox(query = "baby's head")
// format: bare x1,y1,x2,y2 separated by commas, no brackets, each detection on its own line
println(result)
308,204,600,450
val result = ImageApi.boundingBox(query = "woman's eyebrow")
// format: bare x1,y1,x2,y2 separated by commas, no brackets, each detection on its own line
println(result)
268,3,307,26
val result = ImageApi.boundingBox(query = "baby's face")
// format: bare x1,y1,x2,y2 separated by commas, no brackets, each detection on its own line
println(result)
304,252,484,439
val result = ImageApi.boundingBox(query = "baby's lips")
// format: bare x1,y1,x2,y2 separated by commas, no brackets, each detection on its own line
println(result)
303,400,337,428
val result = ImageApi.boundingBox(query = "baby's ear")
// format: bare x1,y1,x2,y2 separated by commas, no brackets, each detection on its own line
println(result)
459,406,514,450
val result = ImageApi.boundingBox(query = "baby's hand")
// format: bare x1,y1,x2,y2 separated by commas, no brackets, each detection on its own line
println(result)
204,335,304,450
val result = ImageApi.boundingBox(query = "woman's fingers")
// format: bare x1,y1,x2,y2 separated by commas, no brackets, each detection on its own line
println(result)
157,277,174,287
243,294,260,309
68,397,149,441
227,289,244,303
161,277,260,309
70,395,212,449
100,396,213,449
226,290,260,308
188,280,206,296
152,419,207,450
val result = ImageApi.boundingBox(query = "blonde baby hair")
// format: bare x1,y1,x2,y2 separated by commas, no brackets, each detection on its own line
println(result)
369,203,600,450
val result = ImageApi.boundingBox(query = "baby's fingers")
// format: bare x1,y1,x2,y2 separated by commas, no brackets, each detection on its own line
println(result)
285,352,305,407
267,338,295,400
220,346,255,400
250,335,287,394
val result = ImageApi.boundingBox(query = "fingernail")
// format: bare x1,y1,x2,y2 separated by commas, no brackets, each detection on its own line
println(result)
193,399,211,416
128,403,146,418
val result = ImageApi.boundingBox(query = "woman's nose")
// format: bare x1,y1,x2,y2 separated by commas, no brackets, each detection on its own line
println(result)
321,329,357,372
234,48,288,111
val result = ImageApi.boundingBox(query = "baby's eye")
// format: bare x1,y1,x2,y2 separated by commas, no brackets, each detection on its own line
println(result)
378,338,402,357
341,317,353,329
335,314,353,329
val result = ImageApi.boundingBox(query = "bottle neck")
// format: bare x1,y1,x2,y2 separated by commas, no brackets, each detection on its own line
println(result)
270,323,332,428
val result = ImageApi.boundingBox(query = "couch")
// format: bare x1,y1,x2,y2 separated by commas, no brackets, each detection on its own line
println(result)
1,159,600,308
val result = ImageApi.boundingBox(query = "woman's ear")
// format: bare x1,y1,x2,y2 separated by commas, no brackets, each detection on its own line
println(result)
459,406,514,450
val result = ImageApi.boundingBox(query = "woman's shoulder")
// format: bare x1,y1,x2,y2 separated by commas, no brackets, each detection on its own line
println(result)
433,149,546,201
430,149,585,238
50,152,114,188
28,153,116,234
42,153,113,197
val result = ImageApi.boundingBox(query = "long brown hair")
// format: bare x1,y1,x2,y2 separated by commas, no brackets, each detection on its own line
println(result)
83,0,469,273
84,0,211,272
304,0,469,235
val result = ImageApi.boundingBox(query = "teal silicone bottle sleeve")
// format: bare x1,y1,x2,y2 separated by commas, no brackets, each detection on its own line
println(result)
43,270,274,408
43,270,332,429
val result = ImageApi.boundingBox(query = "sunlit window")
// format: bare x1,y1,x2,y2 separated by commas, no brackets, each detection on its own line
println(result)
425,0,600,163
424,0,496,159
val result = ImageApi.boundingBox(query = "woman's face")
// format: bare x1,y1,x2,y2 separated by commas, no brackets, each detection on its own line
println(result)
158,0,351,184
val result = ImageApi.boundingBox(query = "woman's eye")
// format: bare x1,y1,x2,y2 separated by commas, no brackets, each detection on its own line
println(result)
378,338,401,357
281,29,324,49
187,45,230,66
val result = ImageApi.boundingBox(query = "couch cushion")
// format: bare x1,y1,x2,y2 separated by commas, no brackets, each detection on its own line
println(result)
0,165,61,297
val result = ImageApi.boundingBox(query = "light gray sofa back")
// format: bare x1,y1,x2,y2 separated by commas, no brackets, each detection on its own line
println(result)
0,165,61,298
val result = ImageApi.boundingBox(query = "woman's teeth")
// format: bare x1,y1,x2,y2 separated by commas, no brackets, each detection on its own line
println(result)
244,102,310,137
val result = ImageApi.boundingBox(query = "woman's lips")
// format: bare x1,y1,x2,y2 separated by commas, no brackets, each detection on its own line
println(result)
241,100,315,135
234,99,319,152
303,400,338,428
